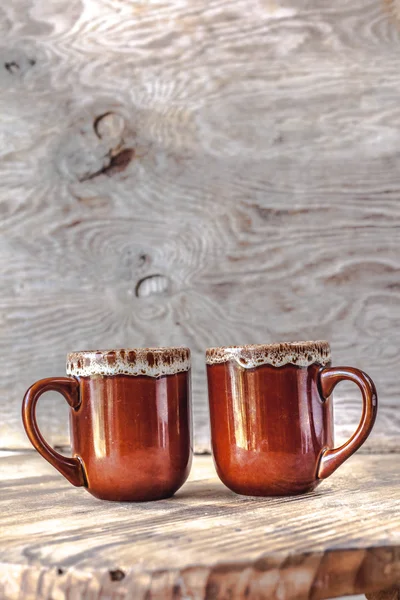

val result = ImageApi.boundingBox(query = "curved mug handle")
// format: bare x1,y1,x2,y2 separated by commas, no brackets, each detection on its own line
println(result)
317,366,378,479
22,377,86,487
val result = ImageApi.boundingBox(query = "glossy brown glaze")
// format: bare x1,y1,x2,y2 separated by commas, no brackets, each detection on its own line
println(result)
207,362,332,495
70,373,192,501
22,348,192,502
206,342,377,496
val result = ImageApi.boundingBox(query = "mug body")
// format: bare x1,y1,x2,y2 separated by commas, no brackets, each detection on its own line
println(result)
206,341,332,496
67,348,192,501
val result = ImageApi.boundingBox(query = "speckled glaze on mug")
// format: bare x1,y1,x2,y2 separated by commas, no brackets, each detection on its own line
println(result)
22,347,192,501
206,341,377,496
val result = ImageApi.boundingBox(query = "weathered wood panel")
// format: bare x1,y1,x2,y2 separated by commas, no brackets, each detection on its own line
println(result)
1,0,400,451
0,452,399,599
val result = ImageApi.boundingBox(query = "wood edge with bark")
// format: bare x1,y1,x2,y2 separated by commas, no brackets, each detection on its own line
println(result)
1,546,399,600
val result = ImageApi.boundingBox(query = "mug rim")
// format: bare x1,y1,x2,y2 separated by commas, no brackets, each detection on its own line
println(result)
67,347,191,378
205,340,331,368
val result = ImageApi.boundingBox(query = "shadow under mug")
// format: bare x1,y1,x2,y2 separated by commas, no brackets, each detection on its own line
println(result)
206,341,377,496
22,347,192,501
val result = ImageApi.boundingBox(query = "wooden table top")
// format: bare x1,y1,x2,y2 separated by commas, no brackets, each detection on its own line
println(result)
0,452,399,599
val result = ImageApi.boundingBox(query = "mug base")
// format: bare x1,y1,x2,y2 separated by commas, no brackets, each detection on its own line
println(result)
221,480,320,497
87,489,176,502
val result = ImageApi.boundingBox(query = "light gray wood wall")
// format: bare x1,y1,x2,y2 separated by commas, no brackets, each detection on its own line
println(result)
1,0,399,452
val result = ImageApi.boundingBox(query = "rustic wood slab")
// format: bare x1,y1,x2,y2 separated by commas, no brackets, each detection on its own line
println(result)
0,452,399,599
1,0,400,453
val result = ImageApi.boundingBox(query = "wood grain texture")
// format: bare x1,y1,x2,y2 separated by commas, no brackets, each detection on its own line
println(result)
1,0,400,451
367,587,400,600
0,452,399,599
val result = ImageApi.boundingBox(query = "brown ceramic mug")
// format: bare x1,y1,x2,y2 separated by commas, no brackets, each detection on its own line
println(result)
206,341,377,496
22,347,192,501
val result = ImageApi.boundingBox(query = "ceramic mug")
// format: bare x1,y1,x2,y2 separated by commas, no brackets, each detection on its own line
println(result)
206,340,377,496
22,347,192,501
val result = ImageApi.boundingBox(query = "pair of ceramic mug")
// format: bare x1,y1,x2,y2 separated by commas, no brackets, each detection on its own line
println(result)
22,340,377,502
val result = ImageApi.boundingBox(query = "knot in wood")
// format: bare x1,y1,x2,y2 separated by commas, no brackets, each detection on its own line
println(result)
94,112,125,141
109,569,125,582
135,274,170,298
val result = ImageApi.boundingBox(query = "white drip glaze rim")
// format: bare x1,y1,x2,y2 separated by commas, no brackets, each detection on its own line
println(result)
67,347,191,378
206,340,331,368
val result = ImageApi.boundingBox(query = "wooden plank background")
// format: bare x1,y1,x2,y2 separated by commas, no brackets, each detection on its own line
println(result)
1,0,400,452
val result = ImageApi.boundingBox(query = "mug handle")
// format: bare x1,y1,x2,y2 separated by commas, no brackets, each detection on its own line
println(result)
317,366,378,479
22,377,86,487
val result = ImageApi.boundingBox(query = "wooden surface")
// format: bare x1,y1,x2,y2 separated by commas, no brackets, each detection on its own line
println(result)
1,0,400,452
0,452,399,599
367,588,400,600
